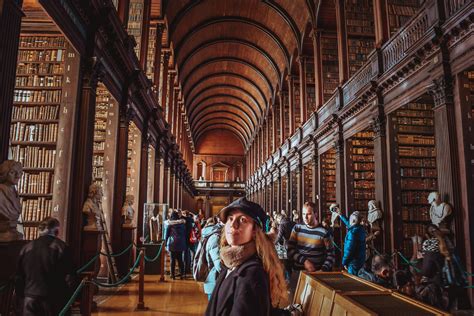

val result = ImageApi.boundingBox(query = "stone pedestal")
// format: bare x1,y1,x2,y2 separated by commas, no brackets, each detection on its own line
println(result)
144,243,162,275
116,225,136,277
81,229,103,276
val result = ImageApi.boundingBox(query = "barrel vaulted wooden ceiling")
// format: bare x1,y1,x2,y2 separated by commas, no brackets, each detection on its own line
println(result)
157,0,318,152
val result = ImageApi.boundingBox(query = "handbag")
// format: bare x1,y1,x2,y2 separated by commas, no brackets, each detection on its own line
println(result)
189,228,198,244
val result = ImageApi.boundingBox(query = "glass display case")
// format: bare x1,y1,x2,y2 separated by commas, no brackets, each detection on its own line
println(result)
142,203,168,243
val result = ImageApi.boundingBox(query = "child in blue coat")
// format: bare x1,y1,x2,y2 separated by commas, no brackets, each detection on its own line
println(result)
331,207,366,275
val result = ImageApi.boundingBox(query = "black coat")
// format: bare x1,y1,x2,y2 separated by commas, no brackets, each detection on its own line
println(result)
16,235,74,301
206,256,271,316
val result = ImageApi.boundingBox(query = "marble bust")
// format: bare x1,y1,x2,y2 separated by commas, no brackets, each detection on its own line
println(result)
367,200,383,230
122,194,135,226
428,191,452,227
329,203,340,227
0,160,24,241
82,184,104,231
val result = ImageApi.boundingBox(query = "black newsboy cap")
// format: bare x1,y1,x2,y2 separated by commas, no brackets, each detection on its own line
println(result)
219,197,270,231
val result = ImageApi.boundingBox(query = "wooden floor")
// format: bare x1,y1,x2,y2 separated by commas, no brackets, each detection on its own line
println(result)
93,275,208,315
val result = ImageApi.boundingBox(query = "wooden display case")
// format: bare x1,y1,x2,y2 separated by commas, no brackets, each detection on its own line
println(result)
294,271,448,315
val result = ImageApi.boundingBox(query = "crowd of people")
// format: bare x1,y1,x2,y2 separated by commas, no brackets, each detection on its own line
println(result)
11,197,472,315
176,199,472,315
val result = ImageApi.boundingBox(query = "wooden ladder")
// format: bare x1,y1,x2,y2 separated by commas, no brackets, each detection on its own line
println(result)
98,205,119,283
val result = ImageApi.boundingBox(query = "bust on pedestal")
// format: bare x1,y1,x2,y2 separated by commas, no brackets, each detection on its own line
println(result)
82,184,104,231
0,160,23,242
428,191,452,229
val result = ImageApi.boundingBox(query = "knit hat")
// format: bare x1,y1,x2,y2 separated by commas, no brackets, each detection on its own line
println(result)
219,197,270,232
422,238,440,253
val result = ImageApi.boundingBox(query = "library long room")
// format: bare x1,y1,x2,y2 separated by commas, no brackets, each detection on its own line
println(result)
0,0,473,315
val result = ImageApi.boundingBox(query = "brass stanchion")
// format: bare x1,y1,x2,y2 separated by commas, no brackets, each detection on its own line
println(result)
160,242,165,282
135,248,148,311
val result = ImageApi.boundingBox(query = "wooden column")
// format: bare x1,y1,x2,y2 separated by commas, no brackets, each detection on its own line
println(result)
0,0,23,161
153,141,162,203
137,129,150,245
160,52,170,111
68,57,103,263
373,0,389,48
279,91,286,144
312,30,324,110
277,173,282,212
429,77,463,256
286,163,292,213
169,164,175,208
335,0,349,84
298,56,308,123
272,105,277,153
312,152,320,216
162,154,170,205
167,72,176,124
139,0,151,70
153,23,165,89
371,109,390,253
117,0,131,27
111,103,134,253
335,133,346,213
296,158,304,215
287,75,296,135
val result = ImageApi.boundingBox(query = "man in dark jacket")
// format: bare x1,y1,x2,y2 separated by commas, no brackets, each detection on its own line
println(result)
16,217,74,316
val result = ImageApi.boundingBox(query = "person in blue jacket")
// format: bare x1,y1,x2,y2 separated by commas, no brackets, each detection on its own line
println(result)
332,207,366,275
164,211,187,279
200,217,223,300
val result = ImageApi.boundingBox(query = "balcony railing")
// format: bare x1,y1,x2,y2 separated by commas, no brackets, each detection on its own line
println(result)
194,180,246,189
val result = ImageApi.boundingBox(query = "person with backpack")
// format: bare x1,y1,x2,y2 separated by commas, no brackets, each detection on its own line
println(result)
164,211,187,280
194,216,223,300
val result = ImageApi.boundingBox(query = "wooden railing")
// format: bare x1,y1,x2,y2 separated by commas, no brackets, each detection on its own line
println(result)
445,0,469,18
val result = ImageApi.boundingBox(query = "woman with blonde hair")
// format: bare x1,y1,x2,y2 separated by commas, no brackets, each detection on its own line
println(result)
206,197,288,316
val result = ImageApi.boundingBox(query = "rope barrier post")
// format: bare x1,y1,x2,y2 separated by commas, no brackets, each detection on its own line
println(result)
160,241,165,282
135,247,148,311
80,272,94,316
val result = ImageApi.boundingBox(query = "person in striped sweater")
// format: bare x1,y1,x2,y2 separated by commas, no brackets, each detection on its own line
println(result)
288,202,335,272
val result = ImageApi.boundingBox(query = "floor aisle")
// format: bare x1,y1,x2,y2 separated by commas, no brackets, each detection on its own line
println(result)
93,275,208,315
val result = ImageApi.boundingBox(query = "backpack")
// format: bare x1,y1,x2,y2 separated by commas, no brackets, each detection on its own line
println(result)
193,231,218,282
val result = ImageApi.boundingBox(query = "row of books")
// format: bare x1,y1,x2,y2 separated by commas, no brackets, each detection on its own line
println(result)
23,227,39,241
402,223,426,238
352,146,374,154
401,190,432,204
94,121,107,131
16,63,64,76
401,178,437,189
10,122,58,143
21,197,53,222
352,155,374,162
18,49,65,62
12,105,59,121
14,89,62,103
354,191,376,200
93,166,104,179
354,171,374,180
401,206,430,221
354,181,375,189
398,146,435,157
400,167,437,177
19,36,67,48
11,146,56,169
15,75,63,88
17,172,52,195
398,135,435,145
93,141,105,151
353,162,375,171
93,155,104,166
396,117,434,125
399,157,436,168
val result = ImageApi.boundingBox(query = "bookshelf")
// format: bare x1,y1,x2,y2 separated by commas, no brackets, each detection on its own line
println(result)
304,162,313,203
346,131,375,220
147,145,155,203
293,80,302,128
283,91,290,139
320,149,336,221
282,176,288,213
273,180,279,212
93,84,118,231
146,25,156,81
345,0,376,77
127,0,144,58
11,33,79,240
305,59,317,113
387,0,422,36
468,71,474,182
127,122,142,224
391,102,438,255
321,36,339,102
291,169,298,212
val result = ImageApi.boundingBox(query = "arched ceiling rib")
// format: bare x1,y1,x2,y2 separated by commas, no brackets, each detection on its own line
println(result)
164,0,311,148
